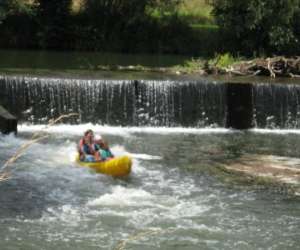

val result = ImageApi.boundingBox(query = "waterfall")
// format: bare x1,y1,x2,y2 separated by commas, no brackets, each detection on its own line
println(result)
253,83,300,128
2,75,300,129
0,75,226,127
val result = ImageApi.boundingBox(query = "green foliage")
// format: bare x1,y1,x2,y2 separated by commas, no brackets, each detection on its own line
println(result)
0,0,218,55
213,53,236,68
178,0,214,25
212,0,300,55
172,58,205,73
0,0,35,23
0,2,7,24
37,0,72,49
203,53,243,71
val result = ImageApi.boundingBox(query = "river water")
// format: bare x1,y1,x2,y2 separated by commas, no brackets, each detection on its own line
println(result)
0,125,300,250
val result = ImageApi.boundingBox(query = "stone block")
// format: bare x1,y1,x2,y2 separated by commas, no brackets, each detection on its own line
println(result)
0,105,17,134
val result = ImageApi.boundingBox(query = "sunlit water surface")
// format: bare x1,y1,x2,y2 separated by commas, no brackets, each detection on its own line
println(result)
0,125,300,250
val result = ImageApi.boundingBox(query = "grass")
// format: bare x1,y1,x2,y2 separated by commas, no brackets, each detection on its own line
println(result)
171,53,244,74
178,0,214,25
209,53,238,68
146,0,215,25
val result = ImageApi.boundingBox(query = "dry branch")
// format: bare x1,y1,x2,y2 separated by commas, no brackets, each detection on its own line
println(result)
209,56,300,78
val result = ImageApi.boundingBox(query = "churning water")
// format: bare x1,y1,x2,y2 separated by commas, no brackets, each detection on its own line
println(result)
0,125,300,250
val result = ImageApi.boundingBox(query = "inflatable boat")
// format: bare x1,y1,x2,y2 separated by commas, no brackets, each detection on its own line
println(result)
76,155,132,177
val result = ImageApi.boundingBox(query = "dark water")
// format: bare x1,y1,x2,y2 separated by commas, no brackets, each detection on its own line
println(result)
0,50,189,70
0,126,300,250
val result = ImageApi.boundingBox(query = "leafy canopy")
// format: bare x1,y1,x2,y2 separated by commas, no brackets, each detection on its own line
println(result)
212,0,300,54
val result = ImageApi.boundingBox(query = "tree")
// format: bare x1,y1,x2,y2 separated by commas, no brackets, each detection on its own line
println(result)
82,0,183,51
212,0,300,55
37,0,72,49
0,0,38,48
0,1,9,24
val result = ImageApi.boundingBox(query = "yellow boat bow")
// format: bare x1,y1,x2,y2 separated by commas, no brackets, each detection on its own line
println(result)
76,155,132,177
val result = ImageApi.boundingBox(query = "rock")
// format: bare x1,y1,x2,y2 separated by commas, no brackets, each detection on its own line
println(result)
222,154,300,195
0,105,17,134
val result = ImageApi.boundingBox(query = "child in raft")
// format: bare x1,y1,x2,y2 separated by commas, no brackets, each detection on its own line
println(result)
94,135,114,161
78,129,101,162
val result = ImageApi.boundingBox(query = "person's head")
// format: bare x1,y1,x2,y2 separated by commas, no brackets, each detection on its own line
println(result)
94,134,103,144
84,129,94,137
100,140,109,149
84,129,94,143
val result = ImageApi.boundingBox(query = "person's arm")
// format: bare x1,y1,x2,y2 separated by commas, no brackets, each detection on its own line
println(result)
78,139,86,160
92,143,102,161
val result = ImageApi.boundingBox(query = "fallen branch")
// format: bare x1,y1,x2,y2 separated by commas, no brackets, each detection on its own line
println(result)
289,73,300,78
206,56,300,78
267,58,276,78
47,112,79,128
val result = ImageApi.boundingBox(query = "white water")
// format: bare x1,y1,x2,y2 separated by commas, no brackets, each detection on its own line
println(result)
1,125,300,250
18,124,232,135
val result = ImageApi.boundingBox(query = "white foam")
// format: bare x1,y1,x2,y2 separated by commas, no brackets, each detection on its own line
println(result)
20,124,300,136
87,186,154,207
39,205,81,225
251,128,300,135
18,124,232,136
109,145,161,160
128,153,162,160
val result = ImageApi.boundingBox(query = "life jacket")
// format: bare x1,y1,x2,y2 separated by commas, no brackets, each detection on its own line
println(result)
99,149,114,160
78,138,96,156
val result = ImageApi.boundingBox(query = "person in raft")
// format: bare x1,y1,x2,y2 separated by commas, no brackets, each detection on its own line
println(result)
94,134,114,161
78,129,101,162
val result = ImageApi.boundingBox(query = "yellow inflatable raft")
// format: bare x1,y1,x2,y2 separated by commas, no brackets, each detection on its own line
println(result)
76,155,132,177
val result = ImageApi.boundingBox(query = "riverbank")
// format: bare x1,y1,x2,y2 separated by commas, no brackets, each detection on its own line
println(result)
112,55,300,79
35,55,298,80
1,49,299,81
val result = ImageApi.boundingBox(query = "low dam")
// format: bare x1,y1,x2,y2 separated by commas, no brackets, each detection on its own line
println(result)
1,75,300,129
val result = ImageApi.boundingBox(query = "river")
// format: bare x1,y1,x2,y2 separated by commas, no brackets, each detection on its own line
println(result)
0,125,300,250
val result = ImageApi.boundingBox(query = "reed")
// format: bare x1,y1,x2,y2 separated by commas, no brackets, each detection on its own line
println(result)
0,113,79,182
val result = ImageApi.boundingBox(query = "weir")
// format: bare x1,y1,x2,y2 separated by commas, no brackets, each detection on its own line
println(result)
1,75,300,129
0,76,226,127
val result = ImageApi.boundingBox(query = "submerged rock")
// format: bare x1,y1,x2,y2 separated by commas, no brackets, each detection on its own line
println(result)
221,154,300,196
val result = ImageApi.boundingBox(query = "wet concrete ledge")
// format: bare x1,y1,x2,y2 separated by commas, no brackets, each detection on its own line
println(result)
226,83,254,129
0,105,17,134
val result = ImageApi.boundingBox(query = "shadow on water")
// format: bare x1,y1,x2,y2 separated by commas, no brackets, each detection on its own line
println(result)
0,50,190,70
